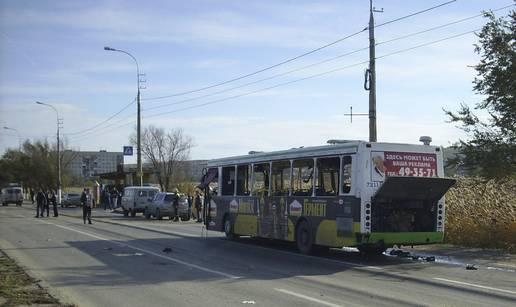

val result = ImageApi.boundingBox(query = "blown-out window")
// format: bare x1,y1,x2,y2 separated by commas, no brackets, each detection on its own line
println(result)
292,159,314,196
236,165,251,196
316,157,340,196
271,161,290,196
342,156,352,194
252,163,269,196
222,166,235,196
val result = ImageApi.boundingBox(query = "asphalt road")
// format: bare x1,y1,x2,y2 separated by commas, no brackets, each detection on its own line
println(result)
1,204,515,307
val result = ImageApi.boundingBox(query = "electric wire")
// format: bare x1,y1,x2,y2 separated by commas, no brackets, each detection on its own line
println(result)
143,4,515,112
142,0,457,101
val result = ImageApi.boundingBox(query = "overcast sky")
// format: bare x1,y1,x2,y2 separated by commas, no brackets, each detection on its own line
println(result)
0,0,513,163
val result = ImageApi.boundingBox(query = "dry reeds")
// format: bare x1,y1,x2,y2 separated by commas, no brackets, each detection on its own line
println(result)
445,177,516,252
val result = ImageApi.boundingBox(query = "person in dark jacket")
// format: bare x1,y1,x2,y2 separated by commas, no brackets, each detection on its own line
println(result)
50,191,58,217
81,188,93,224
35,190,46,218
42,190,51,217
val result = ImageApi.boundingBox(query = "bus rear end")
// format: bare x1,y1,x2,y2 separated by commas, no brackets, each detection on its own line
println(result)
357,142,455,251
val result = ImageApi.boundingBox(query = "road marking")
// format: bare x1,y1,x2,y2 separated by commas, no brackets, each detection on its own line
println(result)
275,288,343,307
433,278,516,295
38,219,240,279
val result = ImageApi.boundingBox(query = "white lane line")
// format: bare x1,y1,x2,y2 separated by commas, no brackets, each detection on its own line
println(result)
38,219,240,279
275,288,343,307
433,278,516,295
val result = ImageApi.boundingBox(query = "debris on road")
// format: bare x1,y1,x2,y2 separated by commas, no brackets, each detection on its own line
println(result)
163,247,172,253
466,264,478,270
242,300,256,304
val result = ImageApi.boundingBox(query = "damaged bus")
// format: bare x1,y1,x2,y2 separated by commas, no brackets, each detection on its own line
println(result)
198,140,456,254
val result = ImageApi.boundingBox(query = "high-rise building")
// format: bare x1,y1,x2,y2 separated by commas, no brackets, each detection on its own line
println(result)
63,150,123,179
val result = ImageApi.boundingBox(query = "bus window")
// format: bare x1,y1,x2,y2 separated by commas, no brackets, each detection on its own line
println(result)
272,161,290,196
342,156,352,194
222,166,235,196
316,157,340,196
252,163,269,196
236,165,251,195
292,159,314,196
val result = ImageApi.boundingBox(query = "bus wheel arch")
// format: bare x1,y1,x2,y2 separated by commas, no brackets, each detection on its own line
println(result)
295,218,314,254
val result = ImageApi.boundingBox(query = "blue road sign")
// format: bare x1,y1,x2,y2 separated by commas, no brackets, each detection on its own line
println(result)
123,146,133,156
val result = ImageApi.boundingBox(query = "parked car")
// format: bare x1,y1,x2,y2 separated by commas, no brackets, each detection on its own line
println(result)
1,187,23,206
62,193,81,207
145,192,191,221
121,186,160,217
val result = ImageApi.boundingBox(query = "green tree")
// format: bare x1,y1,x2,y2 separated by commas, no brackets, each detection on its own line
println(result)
445,10,515,179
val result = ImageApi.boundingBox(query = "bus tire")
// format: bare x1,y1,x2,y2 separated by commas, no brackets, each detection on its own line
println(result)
144,208,151,219
224,216,238,240
131,209,136,217
296,220,314,254
123,208,128,217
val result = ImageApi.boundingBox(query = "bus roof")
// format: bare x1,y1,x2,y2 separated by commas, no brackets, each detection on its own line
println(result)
207,141,362,167
207,140,442,167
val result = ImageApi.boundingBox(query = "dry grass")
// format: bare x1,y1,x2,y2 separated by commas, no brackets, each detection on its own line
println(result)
0,250,73,306
445,177,516,252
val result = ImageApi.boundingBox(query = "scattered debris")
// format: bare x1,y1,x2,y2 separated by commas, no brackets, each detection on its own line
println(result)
425,256,435,262
466,264,478,270
242,300,256,304
162,247,172,253
390,249,403,256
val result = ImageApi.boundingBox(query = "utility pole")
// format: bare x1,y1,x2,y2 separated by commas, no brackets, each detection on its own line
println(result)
366,0,382,142
104,47,144,186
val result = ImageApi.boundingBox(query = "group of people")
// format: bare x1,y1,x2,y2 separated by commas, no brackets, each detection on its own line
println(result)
100,186,121,211
34,190,58,218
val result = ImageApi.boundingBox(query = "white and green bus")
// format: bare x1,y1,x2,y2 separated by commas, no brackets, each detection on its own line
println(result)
199,140,455,254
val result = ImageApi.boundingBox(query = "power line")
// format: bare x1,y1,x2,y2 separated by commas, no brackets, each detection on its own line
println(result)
142,0,457,101
143,3,515,113
63,98,135,136
67,2,516,141
68,28,481,143
143,28,480,119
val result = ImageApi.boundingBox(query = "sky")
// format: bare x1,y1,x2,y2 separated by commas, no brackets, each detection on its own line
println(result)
0,0,514,163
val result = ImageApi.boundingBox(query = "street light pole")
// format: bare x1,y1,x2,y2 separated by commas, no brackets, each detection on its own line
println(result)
104,46,143,186
3,126,21,149
36,101,62,205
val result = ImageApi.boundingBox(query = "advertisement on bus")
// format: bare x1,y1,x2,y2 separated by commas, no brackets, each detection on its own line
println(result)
371,151,438,181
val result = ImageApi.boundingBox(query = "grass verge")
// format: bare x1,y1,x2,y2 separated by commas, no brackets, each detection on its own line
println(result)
0,249,73,306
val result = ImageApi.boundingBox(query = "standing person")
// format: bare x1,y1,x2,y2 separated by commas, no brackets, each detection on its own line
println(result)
194,191,202,223
35,189,46,218
30,189,35,204
171,188,179,222
81,188,93,224
42,190,50,217
110,188,117,210
50,191,58,217
187,194,193,219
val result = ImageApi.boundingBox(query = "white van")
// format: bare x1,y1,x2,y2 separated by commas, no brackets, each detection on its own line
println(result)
121,186,160,217
1,187,23,206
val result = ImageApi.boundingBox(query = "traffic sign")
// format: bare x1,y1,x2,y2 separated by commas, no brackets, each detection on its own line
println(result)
123,146,133,156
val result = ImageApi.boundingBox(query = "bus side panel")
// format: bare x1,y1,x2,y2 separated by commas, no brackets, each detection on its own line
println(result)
287,196,361,247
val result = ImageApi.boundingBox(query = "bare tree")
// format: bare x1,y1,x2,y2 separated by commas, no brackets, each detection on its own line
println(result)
131,125,193,191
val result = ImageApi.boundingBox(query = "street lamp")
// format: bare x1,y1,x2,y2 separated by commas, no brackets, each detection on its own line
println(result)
104,46,143,186
3,126,21,149
35,101,62,205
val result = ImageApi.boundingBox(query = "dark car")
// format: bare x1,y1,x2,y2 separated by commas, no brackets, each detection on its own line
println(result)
62,193,81,207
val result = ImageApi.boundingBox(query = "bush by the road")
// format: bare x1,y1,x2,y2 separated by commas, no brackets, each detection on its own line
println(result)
445,177,516,252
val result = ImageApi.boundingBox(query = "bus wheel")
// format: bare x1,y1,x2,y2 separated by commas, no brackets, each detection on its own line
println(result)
296,220,314,254
224,216,238,240
123,209,129,217
144,208,151,219
131,209,136,217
